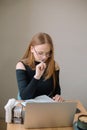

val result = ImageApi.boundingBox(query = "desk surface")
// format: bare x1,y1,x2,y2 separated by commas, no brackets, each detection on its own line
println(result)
7,100,87,130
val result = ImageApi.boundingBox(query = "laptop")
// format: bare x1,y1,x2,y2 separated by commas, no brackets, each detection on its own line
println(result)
24,101,77,128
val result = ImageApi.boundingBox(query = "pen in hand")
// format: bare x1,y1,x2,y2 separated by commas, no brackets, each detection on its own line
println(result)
34,61,46,79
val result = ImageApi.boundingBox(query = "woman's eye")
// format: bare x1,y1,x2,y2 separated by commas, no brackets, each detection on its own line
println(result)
38,52,43,55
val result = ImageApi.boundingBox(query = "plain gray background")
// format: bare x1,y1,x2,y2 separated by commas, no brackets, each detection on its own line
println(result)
0,0,87,118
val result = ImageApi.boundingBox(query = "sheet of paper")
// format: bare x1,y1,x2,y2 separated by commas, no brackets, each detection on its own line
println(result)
21,95,56,106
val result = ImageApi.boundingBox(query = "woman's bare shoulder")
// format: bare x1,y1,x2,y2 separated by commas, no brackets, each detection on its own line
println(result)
55,61,60,71
16,62,26,70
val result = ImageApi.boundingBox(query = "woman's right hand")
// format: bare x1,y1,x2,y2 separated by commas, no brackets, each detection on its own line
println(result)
34,62,46,79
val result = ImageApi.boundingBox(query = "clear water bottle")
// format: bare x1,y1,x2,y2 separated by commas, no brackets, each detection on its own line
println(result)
12,105,24,124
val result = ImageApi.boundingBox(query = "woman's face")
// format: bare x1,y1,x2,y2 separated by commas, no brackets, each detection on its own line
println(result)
31,43,51,62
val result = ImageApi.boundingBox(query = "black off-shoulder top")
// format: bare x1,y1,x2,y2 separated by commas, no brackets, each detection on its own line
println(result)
16,61,61,100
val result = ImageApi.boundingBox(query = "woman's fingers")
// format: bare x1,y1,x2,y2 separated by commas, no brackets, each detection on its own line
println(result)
38,62,46,70
53,94,64,102
34,62,46,79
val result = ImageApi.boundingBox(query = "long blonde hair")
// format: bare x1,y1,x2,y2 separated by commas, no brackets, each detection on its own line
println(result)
21,32,59,87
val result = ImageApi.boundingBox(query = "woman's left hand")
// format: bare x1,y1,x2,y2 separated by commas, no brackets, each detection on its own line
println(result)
52,94,64,102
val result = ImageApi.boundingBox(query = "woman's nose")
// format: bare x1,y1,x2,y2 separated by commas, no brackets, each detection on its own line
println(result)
41,56,47,62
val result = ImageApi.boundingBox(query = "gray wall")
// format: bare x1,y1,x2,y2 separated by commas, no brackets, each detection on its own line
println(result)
0,0,87,118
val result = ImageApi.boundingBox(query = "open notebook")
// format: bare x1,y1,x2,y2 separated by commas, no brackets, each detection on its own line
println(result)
21,95,56,106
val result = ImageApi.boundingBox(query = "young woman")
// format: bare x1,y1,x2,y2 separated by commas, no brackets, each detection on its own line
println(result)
16,32,63,102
